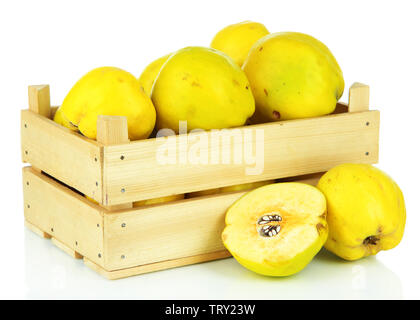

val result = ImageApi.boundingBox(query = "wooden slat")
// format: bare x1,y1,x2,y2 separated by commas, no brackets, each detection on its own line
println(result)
102,110,380,205
84,250,231,280
21,110,103,203
51,237,83,259
22,167,105,267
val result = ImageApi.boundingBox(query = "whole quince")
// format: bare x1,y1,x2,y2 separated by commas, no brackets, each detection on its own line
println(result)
317,164,406,261
211,21,269,66
151,46,255,133
53,106,74,130
243,32,344,123
139,54,171,96
59,67,156,140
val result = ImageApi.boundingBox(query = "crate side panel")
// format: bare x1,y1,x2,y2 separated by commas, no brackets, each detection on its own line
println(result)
103,111,379,205
21,110,102,203
103,191,246,270
22,167,105,267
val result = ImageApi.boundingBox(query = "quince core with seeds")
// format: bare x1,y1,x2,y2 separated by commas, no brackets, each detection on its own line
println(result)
222,182,328,276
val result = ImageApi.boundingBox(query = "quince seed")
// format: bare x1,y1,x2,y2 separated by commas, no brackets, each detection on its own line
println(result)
257,214,282,237
259,225,281,237
257,214,281,225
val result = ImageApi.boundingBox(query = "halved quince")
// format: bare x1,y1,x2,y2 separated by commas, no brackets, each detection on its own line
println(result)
222,182,327,276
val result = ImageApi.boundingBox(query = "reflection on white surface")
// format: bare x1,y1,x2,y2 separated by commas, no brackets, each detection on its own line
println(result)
24,228,403,299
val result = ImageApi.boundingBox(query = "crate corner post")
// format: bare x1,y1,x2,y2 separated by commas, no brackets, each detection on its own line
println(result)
28,84,51,118
97,115,133,210
349,82,370,112
23,84,53,169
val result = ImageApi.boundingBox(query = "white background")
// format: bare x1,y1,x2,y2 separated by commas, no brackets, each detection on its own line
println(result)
1,0,419,299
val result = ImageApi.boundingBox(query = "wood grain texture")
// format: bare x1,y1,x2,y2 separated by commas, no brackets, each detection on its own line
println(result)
102,110,380,205
84,250,231,280
22,167,105,267
21,110,103,203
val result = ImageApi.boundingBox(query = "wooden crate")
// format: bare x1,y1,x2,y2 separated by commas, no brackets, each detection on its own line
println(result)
21,82,379,279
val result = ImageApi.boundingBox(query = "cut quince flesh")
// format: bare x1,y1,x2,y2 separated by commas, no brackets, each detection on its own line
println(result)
222,182,327,276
